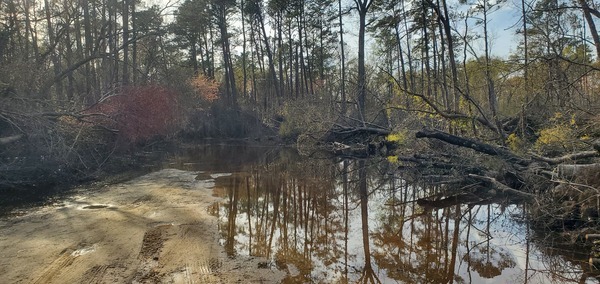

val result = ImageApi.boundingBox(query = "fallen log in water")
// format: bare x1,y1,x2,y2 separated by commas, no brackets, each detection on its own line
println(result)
415,129,529,166
468,174,535,200
414,127,600,251
398,155,486,174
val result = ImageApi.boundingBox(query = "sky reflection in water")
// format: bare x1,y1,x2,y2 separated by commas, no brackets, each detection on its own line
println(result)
169,144,598,283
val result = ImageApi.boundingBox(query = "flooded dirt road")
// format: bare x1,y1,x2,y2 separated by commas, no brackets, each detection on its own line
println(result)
1,144,599,283
0,169,285,283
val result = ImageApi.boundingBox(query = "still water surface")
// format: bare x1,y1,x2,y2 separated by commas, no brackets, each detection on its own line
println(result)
168,144,598,283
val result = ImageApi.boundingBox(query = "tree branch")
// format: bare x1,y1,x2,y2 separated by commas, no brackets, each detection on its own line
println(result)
530,151,600,165
416,129,529,165
468,174,535,200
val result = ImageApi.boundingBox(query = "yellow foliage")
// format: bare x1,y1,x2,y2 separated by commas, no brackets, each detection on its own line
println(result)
550,112,563,122
386,131,408,144
506,133,524,152
387,155,399,164
535,124,574,152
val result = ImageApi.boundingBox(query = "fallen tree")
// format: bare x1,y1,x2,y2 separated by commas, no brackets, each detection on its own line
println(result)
412,128,600,238
415,129,529,166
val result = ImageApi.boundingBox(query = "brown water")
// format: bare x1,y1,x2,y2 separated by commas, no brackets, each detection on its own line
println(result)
168,144,599,283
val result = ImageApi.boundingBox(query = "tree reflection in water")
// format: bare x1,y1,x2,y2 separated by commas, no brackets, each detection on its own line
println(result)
204,148,597,283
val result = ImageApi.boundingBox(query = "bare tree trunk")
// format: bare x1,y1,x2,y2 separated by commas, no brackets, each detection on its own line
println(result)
22,0,38,58
216,2,238,107
257,8,280,98
277,12,284,99
65,22,75,101
423,6,433,105
402,0,415,95
208,27,215,78
425,0,460,112
339,0,347,115
483,0,498,123
44,0,62,100
288,23,294,98
122,0,129,84
74,4,85,91
521,0,529,139
435,0,450,110
579,0,600,60
131,0,137,83
241,0,247,98
302,11,314,96
250,21,258,104
111,0,119,85
441,0,459,113
355,0,372,121
297,15,308,97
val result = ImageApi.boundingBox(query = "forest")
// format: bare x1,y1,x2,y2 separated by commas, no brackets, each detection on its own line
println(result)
1,0,600,262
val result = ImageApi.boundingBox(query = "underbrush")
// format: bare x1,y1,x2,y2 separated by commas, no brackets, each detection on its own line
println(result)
0,85,187,204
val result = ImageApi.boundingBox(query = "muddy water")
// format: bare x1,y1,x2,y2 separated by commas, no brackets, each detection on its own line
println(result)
1,144,598,283
168,144,600,283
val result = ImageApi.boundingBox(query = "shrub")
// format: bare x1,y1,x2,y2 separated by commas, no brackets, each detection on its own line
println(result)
386,130,408,145
88,85,182,144
533,112,590,155
277,99,334,142
506,133,525,152
189,74,219,105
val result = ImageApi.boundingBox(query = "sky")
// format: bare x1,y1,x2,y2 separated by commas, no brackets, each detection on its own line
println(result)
339,0,524,63
469,0,523,58
146,0,567,63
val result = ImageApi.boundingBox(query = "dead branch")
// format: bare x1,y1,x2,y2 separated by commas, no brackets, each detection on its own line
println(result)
531,151,600,165
332,125,391,136
468,174,535,200
416,193,488,209
415,129,529,165
382,69,499,134
398,155,486,174
556,163,600,180
0,134,22,145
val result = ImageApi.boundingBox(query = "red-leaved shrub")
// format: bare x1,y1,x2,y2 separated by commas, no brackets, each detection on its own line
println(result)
88,85,181,144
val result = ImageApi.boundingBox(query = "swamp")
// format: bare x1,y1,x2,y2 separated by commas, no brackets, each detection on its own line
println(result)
0,144,598,283
2,0,600,282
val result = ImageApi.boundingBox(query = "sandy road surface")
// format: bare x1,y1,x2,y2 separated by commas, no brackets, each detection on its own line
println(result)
0,169,285,283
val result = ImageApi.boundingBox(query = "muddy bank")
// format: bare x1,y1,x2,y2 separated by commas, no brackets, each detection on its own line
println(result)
0,169,285,283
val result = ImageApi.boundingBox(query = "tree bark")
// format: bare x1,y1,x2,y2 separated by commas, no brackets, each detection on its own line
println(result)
415,129,528,165
338,0,347,115
531,151,600,165
256,6,280,99
468,174,535,200
579,0,600,60
122,0,129,84
44,0,63,99
556,164,600,180
355,0,372,119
